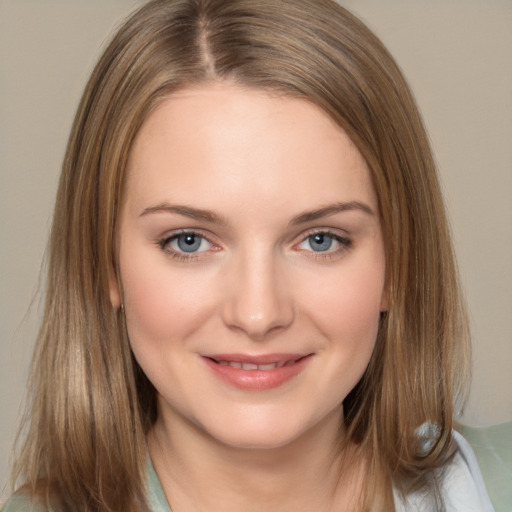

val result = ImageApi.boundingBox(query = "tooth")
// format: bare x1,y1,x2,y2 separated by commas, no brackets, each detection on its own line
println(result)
218,360,298,370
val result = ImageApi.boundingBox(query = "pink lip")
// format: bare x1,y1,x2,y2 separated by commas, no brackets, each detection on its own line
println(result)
202,353,313,391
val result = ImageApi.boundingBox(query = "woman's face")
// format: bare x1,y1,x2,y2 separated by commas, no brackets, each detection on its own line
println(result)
111,83,387,449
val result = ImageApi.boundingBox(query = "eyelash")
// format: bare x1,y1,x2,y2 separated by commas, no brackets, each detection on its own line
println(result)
295,229,352,260
158,230,217,262
157,229,352,262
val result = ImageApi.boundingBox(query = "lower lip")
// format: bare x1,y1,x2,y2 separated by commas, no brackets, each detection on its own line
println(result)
203,355,313,391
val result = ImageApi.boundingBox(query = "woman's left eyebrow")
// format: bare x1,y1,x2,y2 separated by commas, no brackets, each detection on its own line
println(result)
289,202,374,225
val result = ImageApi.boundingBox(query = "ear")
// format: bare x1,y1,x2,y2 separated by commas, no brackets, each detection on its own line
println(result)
108,267,122,308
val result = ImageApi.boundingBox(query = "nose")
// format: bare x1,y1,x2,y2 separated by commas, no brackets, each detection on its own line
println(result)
221,249,294,341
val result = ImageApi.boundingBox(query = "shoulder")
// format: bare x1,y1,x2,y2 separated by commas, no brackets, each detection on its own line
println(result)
1,494,52,512
394,429,495,512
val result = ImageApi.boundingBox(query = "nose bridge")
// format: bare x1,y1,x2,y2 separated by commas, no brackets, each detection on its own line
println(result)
222,244,294,340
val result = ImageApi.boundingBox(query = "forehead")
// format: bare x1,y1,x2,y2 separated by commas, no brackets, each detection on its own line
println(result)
124,83,377,216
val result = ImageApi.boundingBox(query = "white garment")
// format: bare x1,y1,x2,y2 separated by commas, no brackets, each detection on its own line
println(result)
394,431,495,511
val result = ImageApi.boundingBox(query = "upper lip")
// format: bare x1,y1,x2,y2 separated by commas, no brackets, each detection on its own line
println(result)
202,353,312,365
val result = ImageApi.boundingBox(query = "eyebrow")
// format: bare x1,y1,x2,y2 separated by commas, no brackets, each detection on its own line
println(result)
140,201,374,225
140,203,227,224
289,201,375,225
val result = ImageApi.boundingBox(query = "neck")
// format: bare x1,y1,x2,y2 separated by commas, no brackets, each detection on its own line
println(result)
147,406,365,512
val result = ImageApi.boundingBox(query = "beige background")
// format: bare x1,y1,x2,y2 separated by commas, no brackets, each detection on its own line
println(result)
1,0,511,499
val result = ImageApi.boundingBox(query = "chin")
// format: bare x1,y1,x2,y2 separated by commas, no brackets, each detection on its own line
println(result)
212,428,304,452
196,411,331,452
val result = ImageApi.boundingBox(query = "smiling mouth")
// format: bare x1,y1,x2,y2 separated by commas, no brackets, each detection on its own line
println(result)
203,353,313,390
208,357,304,371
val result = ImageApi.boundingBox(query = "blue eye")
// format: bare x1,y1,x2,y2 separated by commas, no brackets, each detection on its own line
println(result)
307,233,334,252
297,231,350,254
165,232,211,254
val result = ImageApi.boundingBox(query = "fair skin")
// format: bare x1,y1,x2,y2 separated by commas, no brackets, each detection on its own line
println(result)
110,83,387,512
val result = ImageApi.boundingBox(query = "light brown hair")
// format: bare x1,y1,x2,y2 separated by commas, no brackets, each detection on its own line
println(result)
11,0,470,510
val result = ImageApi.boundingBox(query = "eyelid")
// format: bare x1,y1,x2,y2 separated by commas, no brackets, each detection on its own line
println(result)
157,229,221,260
294,227,350,244
292,228,352,258
159,227,217,244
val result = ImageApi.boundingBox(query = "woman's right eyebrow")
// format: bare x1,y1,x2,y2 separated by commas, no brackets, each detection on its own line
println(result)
139,203,227,224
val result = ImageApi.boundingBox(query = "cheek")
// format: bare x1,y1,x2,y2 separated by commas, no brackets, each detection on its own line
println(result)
120,253,216,346
120,261,218,391
302,263,384,335
297,259,385,385
314,266,384,392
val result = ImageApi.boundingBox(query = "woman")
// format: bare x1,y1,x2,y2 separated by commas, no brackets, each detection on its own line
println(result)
4,0,494,511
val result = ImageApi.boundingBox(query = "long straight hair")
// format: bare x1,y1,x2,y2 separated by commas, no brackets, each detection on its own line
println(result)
12,1,470,510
